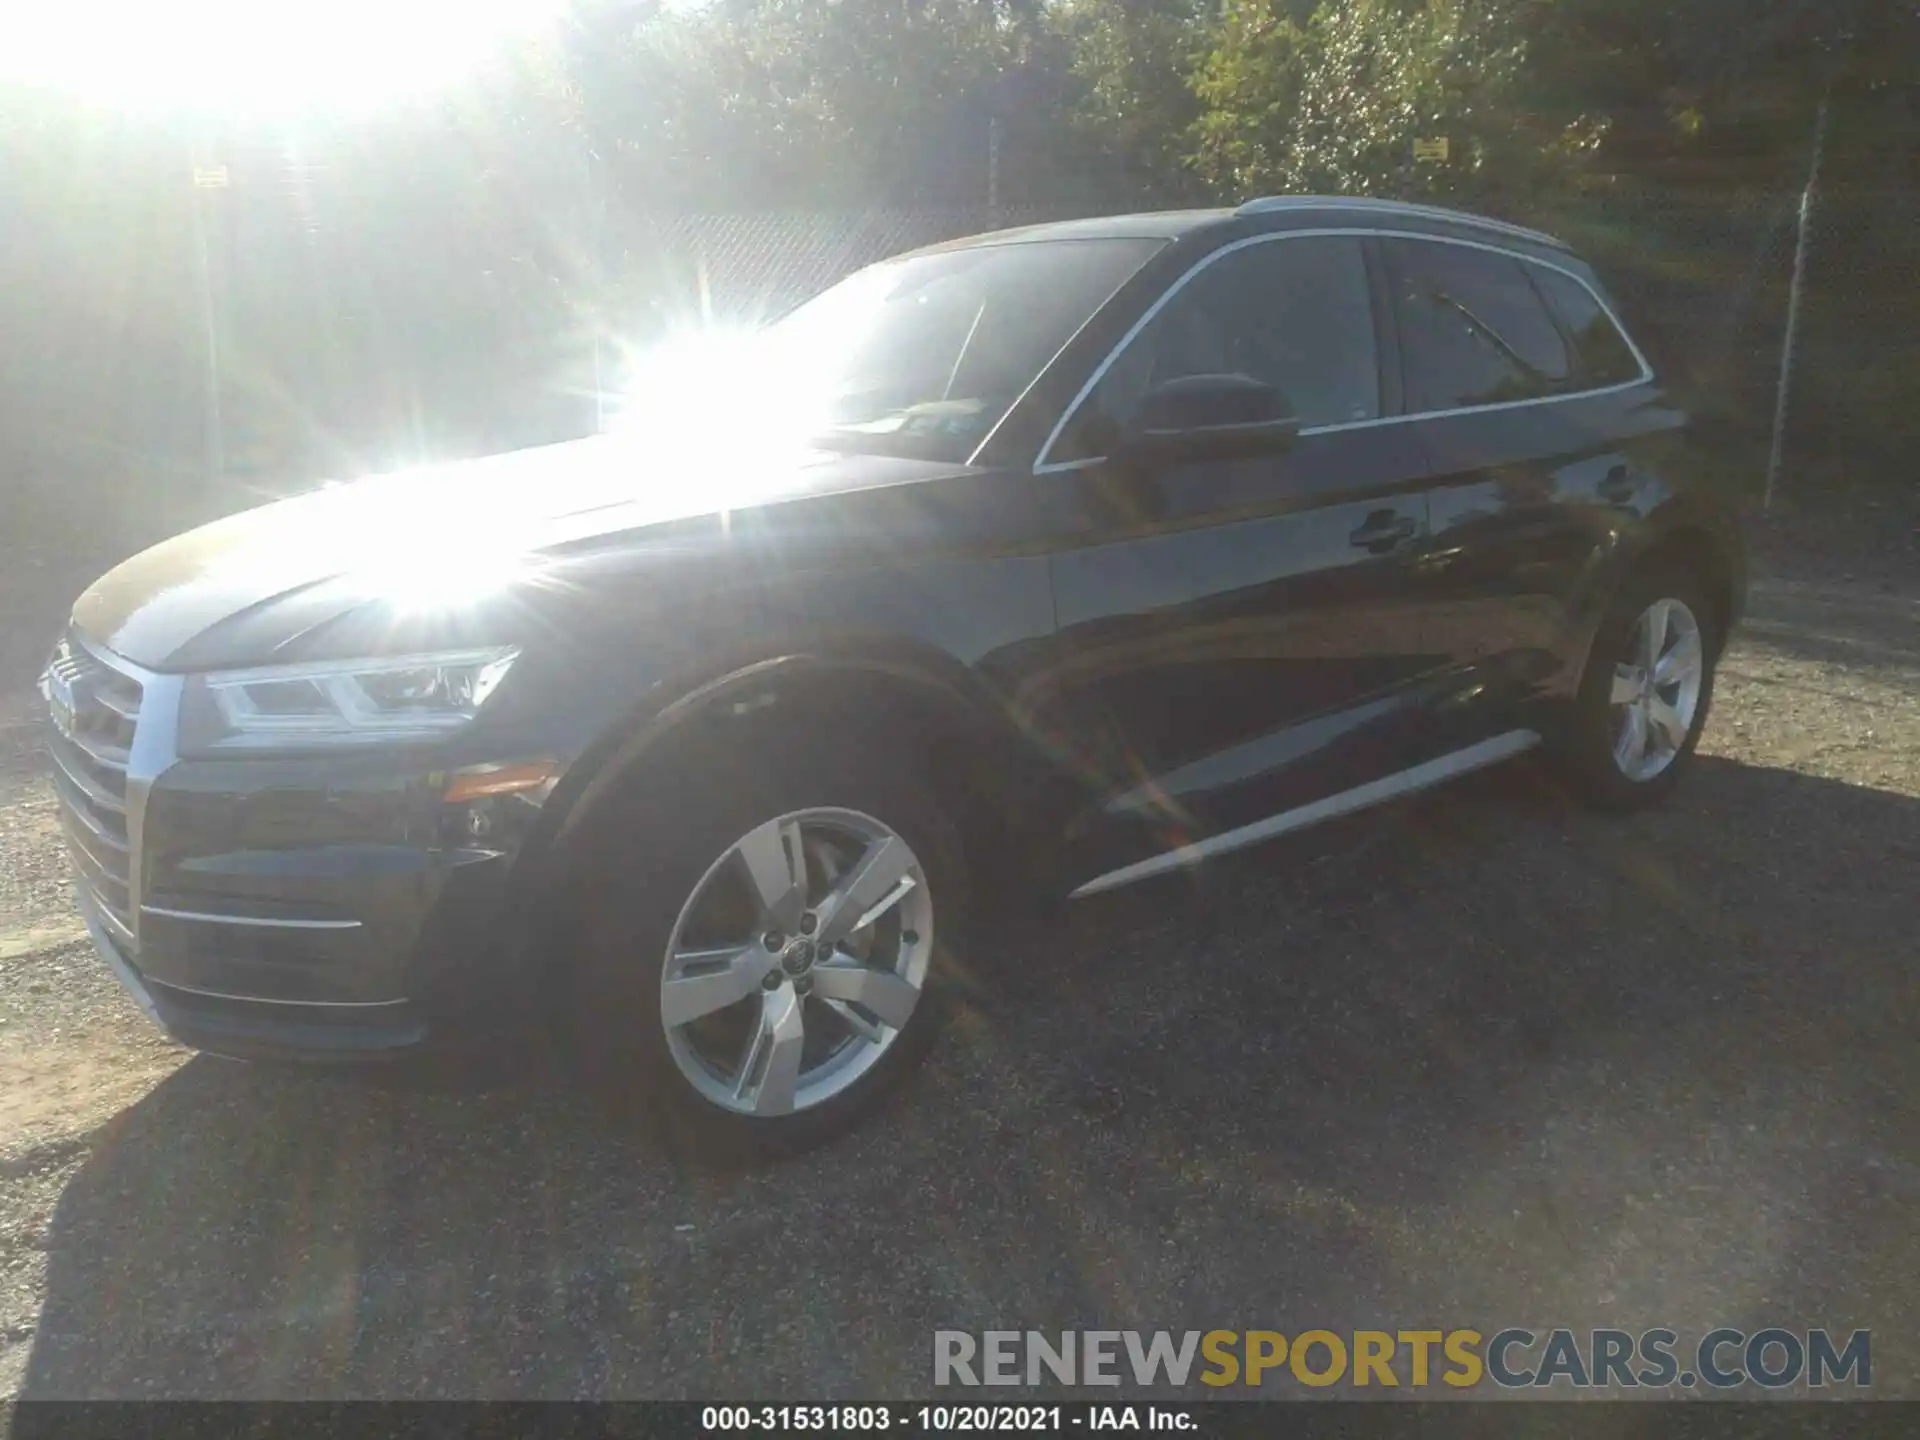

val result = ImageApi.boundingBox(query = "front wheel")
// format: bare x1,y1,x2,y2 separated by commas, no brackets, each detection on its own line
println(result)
572,737,963,1160
1554,567,1721,811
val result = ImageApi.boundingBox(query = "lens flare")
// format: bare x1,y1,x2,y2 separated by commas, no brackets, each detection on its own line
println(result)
608,265,906,494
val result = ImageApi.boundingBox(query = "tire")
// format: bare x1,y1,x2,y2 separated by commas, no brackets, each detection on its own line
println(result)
1554,562,1722,811
570,723,966,1161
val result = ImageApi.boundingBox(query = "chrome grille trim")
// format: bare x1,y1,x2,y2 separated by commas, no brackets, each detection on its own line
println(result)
53,725,132,769
45,633,140,933
141,905,364,931
52,777,130,854
43,631,181,953
86,887,138,951
93,686,140,722
45,638,139,755
143,977,409,1009
65,838,132,920
45,734,128,813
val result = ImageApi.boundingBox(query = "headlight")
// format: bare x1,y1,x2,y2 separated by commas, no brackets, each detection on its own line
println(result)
191,648,518,750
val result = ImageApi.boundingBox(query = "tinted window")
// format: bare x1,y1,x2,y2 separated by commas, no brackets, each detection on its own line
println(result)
1529,263,1645,387
1386,239,1572,411
1054,236,1379,460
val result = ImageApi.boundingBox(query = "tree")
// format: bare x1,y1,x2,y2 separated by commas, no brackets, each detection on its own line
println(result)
1191,0,1602,202
1051,0,1218,200
556,0,1048,208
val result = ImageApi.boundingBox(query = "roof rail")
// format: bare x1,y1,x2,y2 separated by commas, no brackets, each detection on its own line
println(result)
1233,194,1570,251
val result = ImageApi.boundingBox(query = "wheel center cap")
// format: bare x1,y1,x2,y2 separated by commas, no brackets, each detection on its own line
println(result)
780,938,817,976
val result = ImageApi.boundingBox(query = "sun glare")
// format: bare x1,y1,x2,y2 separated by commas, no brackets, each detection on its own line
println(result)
610,323,838,490
608,266,897,495
0,0,560,115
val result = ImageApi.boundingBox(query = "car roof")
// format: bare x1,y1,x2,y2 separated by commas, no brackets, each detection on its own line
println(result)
1233,194,1571,251
898,209,1236,256
908,196,1572,260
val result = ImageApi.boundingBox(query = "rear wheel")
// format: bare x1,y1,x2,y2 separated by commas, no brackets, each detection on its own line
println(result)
1556,567,1720,810
572,733,963,1159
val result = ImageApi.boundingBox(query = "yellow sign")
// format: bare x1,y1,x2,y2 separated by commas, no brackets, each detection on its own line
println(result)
1413,137,1450,163
192,165,230,189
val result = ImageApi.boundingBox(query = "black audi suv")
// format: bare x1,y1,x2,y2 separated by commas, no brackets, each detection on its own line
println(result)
44,196,1745,1155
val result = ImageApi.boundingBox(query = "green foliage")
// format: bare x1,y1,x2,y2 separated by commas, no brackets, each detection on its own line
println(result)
1190,0,1611,203
1050,0,1216,199
558,0,1046,206
3,0,1912,498
5,0,1902,215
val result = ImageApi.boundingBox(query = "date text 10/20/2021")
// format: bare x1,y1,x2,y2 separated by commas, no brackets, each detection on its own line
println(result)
702,1407,1192,1431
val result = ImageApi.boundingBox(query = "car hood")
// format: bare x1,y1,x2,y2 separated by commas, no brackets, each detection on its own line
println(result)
70,437,980,671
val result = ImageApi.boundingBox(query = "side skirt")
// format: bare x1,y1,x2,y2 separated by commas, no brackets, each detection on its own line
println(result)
1067,729,1541,899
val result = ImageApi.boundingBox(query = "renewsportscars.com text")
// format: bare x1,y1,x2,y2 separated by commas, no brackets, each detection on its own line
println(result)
933,1328,1871,1391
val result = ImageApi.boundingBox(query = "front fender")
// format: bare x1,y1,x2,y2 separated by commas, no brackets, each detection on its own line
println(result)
550,638,1047,849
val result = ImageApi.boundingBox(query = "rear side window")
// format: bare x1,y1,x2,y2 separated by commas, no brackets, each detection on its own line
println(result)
1051,235,1380,460
1384,239,1573,411
1528,264,1646,388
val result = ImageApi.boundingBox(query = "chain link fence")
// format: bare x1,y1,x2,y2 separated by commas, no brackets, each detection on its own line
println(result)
3,153,1913,540
1783,187,1920,486
1516,186,1802,473
1527,184,1919,499
622,208,1078,322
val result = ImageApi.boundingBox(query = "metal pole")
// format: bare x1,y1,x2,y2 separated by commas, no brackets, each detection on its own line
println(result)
584,146,606,433
986,112,1001,225
189,169,225,499
592,331,606,433
1764,97,1829,515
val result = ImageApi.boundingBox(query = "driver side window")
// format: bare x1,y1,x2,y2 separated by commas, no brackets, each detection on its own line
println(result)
1050,235,1381,463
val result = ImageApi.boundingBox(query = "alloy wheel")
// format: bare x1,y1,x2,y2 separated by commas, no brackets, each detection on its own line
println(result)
659,807,933,1117
1608,596,1705,782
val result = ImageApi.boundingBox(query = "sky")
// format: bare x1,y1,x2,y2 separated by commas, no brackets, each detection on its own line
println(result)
0,0,563,115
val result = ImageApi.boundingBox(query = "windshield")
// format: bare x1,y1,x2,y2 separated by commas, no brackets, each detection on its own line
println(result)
616,237,1164,466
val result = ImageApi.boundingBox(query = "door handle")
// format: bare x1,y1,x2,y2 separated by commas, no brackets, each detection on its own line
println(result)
1598,463,1636,504
1350,510,1417,553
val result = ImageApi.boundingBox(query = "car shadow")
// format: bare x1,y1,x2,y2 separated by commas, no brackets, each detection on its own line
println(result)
1737,577,1920,677
15,752,1920,1398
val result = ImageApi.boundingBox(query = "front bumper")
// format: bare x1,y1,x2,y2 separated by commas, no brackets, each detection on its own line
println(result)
78,888,430,1061
50,633,552,1063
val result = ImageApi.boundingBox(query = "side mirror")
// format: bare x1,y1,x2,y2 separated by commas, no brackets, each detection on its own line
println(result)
1118,374,1301,465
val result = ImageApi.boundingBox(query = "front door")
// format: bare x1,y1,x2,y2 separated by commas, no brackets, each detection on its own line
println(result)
1027,234,1447,887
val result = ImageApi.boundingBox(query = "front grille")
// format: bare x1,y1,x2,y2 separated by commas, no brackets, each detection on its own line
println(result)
43,633,143,942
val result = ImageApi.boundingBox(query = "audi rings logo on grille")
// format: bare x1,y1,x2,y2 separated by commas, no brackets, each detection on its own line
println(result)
41,646,81,736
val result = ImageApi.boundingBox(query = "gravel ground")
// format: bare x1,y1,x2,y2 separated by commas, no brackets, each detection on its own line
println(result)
0,532,1916,1400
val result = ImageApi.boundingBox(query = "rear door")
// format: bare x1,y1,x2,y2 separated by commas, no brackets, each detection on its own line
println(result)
1378,236,1654,743
1029,234,1448,884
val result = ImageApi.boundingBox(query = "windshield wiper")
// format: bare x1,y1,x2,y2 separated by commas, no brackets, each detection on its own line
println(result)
1430,289,1556,383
